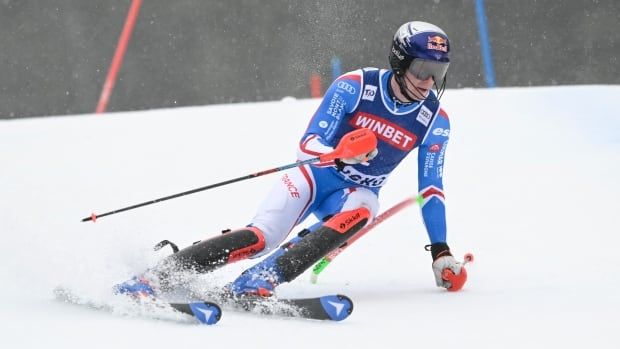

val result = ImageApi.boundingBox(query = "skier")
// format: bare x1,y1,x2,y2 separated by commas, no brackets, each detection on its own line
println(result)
116,21,468,298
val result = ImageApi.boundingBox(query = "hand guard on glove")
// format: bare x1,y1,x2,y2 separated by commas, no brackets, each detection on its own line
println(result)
324,128,378,170
426,242,468,292
335,148,379,170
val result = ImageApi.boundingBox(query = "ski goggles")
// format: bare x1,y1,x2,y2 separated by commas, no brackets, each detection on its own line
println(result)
408,59,450,82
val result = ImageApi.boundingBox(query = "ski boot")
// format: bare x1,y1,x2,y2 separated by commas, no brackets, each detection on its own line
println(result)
229,270,282,298
113,276,157,299
229,248,288,298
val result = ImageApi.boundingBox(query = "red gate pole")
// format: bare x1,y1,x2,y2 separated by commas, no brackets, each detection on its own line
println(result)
96,0,143,114
310,73,322,98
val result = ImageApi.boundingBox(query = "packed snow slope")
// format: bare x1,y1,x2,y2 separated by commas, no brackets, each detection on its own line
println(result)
1,85,619,348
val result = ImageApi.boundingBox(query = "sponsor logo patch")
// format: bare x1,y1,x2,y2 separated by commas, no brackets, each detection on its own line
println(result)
337,81,356,95
432,128,450,137
417,106,433,126
339,211,361,230
423,151,436,178
325,208,369,234
326,93,344,119
362,85,377,101
427,35,448,52
350,112,416,151
339,165,388,187
429,143,441,152
391,46,404,60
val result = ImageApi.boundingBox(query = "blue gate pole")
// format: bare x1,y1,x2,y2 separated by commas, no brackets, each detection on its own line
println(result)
475,0,497,87
331,57,342,81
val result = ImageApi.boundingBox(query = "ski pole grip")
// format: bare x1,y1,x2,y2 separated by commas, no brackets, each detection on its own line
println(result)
319,128,377,162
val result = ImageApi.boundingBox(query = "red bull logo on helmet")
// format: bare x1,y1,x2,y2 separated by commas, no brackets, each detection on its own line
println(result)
427,35,448,52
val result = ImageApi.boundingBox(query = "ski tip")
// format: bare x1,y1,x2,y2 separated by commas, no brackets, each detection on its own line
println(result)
320,294,354,321
188,302,222,325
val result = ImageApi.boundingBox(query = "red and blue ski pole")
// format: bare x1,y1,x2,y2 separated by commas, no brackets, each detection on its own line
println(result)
81,128,377,222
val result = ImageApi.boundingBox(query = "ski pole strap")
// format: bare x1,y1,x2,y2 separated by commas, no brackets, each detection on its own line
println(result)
310,195,417,283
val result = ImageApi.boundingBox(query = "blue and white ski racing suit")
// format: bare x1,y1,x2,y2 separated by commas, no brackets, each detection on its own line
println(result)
247,67,451,260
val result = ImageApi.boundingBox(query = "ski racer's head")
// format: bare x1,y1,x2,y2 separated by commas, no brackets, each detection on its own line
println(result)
388,21,450,102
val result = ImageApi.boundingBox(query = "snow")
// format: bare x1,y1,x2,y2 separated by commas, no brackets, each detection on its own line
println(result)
1,85,619,348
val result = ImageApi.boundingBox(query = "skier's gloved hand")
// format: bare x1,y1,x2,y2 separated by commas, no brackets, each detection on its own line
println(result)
328,128,378,170
335,148,379,170
426,242,467,291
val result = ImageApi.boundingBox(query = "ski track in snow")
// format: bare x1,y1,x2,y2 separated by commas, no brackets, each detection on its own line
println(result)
1,85,619,348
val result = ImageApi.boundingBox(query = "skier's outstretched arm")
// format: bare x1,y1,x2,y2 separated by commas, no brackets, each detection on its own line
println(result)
417,109,467,291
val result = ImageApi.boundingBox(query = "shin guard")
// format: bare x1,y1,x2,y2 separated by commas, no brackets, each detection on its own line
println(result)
275,207,370,282
160,227,265,273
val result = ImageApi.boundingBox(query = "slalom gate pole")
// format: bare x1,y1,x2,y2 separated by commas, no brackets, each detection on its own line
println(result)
310,195,418,283
82,128,377,222
96,0,143,113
